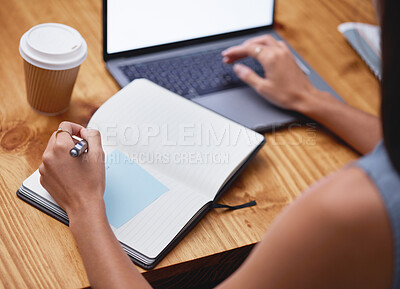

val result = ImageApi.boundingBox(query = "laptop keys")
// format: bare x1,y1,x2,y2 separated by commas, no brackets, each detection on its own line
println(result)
118,47,265,99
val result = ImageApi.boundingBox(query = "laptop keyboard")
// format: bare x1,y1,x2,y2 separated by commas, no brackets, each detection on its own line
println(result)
118,47,265,99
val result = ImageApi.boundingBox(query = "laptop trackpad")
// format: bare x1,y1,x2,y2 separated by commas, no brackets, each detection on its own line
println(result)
192,87,298,131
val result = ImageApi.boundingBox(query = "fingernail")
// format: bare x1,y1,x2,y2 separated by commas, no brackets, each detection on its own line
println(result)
233,64,248,77
222,57,229,63
221,49,230,56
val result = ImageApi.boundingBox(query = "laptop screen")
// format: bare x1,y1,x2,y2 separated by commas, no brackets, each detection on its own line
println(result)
107,0,274,54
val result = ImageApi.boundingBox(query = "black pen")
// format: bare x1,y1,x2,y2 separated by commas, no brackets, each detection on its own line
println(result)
70,135,88,158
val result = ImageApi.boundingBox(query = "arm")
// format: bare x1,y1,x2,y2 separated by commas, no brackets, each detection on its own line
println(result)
222,35,381,154
69,203,151,289
296,88,381,154
40,122,391,288
39,122,151,289
217,166,393,289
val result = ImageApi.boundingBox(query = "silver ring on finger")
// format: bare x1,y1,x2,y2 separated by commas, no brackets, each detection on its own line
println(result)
55,128,72,139
254,46,263,58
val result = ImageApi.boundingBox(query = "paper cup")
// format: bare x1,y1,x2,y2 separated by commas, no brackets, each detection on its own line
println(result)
19,23,87,115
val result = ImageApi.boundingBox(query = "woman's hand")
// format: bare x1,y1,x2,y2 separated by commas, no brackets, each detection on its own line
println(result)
39,121,106,218
222,35,318,112
223,34,381,154
39,122,152,289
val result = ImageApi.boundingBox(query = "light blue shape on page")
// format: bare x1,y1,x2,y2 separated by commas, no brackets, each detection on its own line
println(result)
104,150,169,228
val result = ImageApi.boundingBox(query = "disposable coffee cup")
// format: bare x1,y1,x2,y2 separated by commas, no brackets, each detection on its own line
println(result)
19,23,87,115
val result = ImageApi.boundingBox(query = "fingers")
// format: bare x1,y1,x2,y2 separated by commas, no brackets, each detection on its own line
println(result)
60,121,85,136
277,41,286,48
222,35,281,63
244,35,279,46
44,122,86,158
55,121,84,149
222,44,264,63
48,122,103,158
233,64,267,93
80,128,103,154
222,46,244,63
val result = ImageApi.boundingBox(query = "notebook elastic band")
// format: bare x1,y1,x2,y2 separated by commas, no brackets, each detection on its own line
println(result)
212,200,256,210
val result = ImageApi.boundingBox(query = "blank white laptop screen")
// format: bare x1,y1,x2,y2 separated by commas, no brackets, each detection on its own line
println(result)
107,0,274,54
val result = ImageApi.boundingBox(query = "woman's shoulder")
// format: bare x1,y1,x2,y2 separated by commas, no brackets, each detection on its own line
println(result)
302,163,395,227
294,165,394,288
221,166,394,289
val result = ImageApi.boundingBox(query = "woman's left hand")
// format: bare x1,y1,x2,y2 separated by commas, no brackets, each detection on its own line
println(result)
39,121,106,218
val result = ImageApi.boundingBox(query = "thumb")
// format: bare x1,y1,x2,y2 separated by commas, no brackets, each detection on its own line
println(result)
234,63,265,90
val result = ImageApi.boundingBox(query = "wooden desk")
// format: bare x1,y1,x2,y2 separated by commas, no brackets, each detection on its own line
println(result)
0,0,379,288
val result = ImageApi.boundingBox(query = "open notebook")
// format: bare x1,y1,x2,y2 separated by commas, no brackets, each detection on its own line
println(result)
17,79,265,269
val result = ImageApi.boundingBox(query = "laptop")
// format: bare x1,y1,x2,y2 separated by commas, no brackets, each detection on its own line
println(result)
103,0,342,132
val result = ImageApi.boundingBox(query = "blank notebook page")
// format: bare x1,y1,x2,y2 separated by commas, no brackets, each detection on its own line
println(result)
22,166,209,259
21,79,264,261
88,79,264,199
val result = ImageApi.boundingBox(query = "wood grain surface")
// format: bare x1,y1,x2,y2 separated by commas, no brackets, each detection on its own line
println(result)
0,0,379,288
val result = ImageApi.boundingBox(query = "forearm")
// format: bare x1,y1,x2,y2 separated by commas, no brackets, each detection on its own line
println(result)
224,34,381,153
68,202,152,289
298,89,382,155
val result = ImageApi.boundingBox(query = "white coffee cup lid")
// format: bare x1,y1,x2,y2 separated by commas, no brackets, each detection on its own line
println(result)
19,23,87,70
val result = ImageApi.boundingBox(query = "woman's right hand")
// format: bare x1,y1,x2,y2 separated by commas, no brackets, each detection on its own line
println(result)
222,35,318,113
222,35,382,155
39,121,106,219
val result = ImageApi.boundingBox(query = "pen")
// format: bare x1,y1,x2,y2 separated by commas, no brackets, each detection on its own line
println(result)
70,135,88,157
